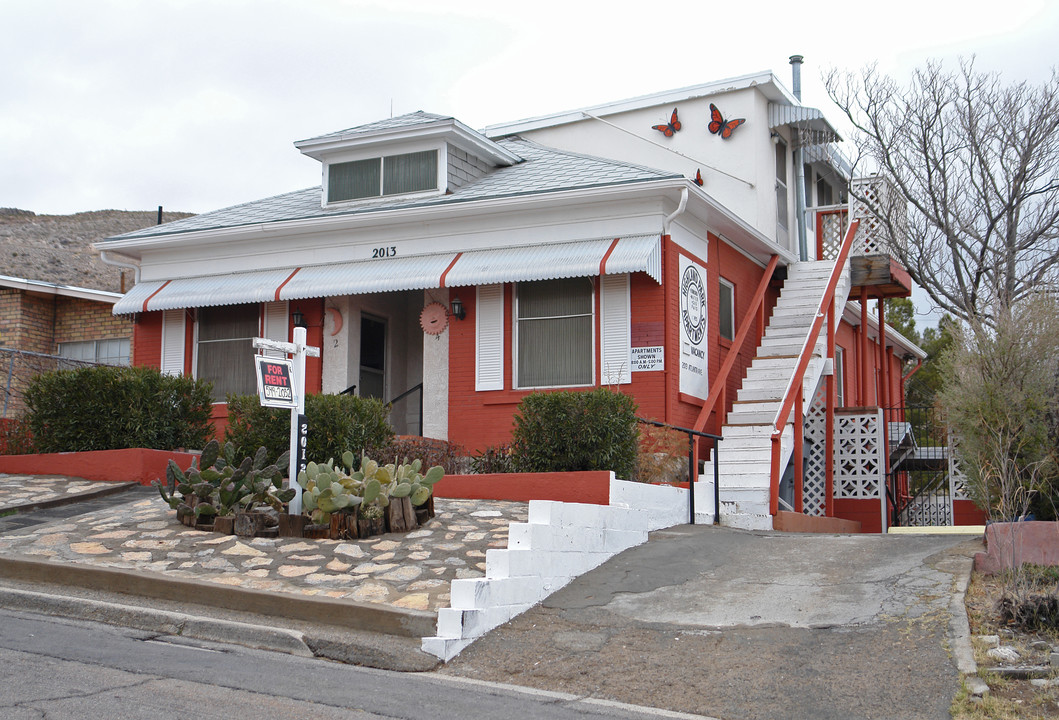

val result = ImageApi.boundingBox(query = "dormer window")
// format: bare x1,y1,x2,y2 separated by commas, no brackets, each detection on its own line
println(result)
327,149,438,203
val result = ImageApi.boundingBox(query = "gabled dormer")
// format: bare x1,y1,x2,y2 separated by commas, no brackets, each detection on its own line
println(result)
294,111,522,208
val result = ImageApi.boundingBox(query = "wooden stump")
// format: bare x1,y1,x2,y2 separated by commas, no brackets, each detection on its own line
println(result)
194,520,215,532
213,516,235,535
303,523,330,539
328,513,358,540
386,496,417,533
278,513,307,538
234,511,269,537
357,515,386,538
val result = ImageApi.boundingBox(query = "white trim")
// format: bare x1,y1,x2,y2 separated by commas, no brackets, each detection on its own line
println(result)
0,274,122,303
475,284,504,391
600,274,631,385
160,309,185,376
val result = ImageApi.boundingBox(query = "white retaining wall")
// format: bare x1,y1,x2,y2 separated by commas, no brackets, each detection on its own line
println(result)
421,475,701,661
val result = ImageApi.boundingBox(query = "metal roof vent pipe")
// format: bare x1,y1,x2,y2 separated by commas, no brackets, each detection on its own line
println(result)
789,54,804,102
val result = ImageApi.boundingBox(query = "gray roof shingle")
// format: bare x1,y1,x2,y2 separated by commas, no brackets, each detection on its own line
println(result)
296,111,454,143
102,138,679,243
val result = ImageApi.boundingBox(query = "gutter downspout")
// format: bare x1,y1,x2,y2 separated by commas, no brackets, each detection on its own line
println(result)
98,250,141,284
790,55,809,262
663,186,689,236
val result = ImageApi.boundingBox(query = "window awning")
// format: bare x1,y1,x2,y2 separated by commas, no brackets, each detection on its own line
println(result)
111,268,297,314
113,234,661,314
768,103,842,147
442,234,661,287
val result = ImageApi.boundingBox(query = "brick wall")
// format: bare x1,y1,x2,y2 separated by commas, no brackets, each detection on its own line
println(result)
54,297,131,346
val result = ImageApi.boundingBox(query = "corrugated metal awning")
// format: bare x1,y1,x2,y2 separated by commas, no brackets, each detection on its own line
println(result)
112,234,662,314
443,234,661,287
112,267,297,314
768,103,842,147
279,253,459,301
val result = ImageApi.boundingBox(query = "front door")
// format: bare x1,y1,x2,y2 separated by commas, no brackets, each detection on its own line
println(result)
359,314,386,399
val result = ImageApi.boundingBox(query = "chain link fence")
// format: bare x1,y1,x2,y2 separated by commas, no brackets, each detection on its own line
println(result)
1,347,102,419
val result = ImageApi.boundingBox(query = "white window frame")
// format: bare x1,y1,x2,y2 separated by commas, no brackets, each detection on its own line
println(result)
835,346,846,407
513,277,596,390
324,144,444,206
193,303,260,402
57,338,131,366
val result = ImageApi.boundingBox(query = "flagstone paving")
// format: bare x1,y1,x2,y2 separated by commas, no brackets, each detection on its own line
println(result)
0,474,131,511
0,475,528,613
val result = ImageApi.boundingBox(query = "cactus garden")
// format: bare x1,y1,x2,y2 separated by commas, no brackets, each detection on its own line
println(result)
154,439,443,539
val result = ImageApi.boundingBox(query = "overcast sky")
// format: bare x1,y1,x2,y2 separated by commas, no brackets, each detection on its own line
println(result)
3,0,1058,218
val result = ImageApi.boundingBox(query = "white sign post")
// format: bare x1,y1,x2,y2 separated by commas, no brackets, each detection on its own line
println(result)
252,326,319,515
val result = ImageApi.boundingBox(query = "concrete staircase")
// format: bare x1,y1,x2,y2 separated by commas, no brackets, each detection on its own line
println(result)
698,260,851,530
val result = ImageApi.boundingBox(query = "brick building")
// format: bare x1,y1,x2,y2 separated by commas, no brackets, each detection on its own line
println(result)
99,67,980,532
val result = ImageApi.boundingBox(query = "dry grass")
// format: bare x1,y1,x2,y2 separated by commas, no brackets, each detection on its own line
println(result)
954,570,1059,719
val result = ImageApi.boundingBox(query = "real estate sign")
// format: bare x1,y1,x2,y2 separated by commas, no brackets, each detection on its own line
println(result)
678,254,708,399
255,356,297,408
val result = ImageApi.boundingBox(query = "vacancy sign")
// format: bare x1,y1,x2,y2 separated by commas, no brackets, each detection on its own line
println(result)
255,356,297,408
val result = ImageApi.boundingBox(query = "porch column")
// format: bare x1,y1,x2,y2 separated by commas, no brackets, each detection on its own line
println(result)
422,288,450,440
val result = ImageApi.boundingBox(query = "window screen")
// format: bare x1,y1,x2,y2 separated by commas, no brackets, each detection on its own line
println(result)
196,304,258,401
516,278,593,388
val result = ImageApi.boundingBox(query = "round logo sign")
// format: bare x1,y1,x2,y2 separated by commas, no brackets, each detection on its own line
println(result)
680,265,706,344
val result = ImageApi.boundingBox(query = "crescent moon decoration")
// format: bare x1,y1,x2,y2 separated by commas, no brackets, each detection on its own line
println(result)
325,307,343,336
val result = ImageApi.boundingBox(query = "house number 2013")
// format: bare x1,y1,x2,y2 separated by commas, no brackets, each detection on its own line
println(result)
372,246,397,259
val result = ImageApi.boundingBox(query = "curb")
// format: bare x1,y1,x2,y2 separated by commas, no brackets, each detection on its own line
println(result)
0,585,313,657
943,544,991,697
0,554,436,638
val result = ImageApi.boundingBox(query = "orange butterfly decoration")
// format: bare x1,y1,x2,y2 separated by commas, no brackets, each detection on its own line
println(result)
694,169,703,186
708,103,745,139
652,108,681,137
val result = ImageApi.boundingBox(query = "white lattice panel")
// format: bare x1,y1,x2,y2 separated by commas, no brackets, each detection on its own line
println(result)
800,380,828,516
834,410,884,499
818,211,848,262
900,494,952,526
850,176,907,258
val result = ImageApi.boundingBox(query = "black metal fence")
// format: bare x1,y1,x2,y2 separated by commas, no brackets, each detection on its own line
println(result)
885,404,953,527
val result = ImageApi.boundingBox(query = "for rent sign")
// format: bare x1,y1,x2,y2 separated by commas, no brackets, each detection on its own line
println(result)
255,356,297,408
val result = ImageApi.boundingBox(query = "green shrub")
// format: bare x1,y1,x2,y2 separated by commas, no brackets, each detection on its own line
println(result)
470,443,515,474
381,435,466,475
225,392,395,466
0,417,34,455
510,388,638,479
24,365,213,452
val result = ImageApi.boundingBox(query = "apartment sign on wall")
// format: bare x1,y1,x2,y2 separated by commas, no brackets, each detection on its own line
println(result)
678,254,708,399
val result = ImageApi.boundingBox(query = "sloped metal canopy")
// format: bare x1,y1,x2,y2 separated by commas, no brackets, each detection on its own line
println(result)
443,234,661,287
768,103,842,147
112,234,662,314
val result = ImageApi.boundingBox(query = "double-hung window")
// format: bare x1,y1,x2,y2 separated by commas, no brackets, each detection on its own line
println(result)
515,278,594,388
58,338,130,366
196,304,258,401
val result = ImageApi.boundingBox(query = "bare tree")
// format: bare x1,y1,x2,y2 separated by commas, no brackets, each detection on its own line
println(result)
826,60,1059,327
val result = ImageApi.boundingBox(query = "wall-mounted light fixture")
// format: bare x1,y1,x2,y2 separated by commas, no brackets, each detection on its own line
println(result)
292,308,307,329
450,296,466,321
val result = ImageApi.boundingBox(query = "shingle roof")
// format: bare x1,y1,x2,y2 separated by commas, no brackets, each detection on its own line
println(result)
296,111,454,143
102,138,680,243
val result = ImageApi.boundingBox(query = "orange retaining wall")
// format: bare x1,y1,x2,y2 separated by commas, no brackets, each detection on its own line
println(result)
774,511,862,534
0,449,201,486
433,471,612,505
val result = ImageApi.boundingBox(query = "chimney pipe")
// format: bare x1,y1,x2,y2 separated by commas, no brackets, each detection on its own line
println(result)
789,54,804,102
157,205,163,225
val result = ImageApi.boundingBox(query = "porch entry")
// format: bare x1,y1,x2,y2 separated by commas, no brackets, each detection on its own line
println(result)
359,313,386,400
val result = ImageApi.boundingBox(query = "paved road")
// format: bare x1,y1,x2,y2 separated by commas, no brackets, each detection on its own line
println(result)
0,609,712,719
441,524,982,720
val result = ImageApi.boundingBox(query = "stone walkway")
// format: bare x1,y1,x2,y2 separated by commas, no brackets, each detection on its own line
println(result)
0,475,132,511
0,474,527,613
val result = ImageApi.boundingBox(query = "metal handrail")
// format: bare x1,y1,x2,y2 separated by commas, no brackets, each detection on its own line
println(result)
692,254,780,435
637,417,722,526
768,219,860,515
